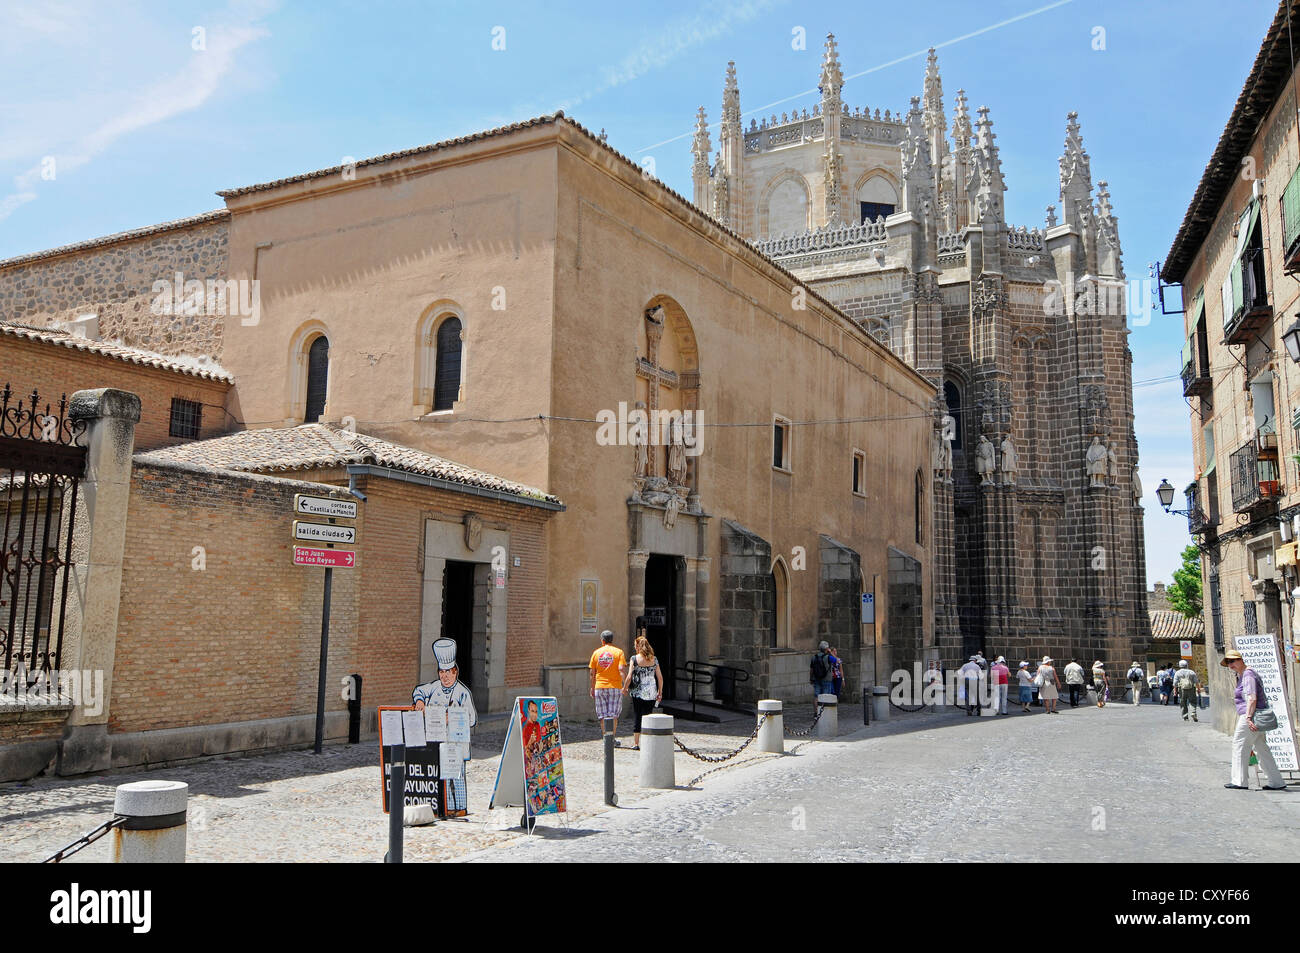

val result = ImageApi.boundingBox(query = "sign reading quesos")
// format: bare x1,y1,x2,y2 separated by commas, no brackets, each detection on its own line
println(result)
294,494,358,520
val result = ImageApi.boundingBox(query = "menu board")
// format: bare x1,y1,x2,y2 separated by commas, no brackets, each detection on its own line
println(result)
1235,634,1299,771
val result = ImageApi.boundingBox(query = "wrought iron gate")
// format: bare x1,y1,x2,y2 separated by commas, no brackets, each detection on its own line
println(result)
0,385,87,688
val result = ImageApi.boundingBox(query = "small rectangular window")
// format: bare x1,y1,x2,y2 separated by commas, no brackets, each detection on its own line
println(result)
169,398,202,439
773,417,791,471
852,449,866,496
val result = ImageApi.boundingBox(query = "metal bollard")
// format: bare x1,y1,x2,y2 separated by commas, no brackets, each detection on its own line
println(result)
386,744,404,863
112,780,188,863
639,713,675,789
871,686,890,722
603,718,618,806
757,699,784,753
815,694,838,737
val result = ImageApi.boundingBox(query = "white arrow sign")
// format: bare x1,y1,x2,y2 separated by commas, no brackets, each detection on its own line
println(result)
294,494,358,520
293,520,357,545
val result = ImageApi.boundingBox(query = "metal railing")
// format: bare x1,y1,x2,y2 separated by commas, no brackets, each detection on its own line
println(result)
1229,439,1281,512
673,660,751,715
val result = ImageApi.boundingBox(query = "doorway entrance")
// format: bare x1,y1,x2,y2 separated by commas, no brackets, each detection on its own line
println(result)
442,560,476,689
644,555,678,700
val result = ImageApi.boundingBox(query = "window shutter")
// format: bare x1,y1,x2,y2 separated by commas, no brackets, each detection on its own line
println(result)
433,318,462,411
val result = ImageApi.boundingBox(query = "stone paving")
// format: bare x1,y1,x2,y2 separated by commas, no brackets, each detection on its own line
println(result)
8,698,1296,863
461,700,1300,863
0,700,847,863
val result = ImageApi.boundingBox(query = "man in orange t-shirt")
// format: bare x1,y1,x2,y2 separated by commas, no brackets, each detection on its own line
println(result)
589,630,629,742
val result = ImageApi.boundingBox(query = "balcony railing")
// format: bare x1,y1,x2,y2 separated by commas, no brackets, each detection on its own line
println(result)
1185,482,1214,535
1283,164,1300,272
1224,246,1271,346
1181,347,1211,398
1229,439,1282,513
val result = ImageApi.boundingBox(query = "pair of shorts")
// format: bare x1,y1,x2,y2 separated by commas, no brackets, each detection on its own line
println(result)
594,688,623,720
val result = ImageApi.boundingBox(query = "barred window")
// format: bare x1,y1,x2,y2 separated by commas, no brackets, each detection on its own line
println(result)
169,398,202,439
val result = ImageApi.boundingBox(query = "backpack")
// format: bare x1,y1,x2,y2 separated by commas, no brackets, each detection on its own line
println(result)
1174,670,1196,692
810,653,829,681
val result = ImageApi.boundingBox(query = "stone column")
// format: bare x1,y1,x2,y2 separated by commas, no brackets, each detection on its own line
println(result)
59,388,141,776
627,550,649,646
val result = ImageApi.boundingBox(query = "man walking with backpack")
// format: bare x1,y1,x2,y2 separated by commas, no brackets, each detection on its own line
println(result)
810,642,835,697
1127,661,1145,706
1174,660,1199,722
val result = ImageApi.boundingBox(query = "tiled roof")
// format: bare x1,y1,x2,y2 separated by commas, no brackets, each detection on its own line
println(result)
135,424,562,507
217,114,567,197
0,322,234,382
1148,609,1205,642
1163,1,1293,282
0,209,229,270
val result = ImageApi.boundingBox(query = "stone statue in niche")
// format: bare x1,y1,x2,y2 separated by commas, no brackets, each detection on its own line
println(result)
632,399,650,480
999,435,1017,485
933,429,952,482
1107,442,1119,485
1131,465,1143,505
975,434,996,486
667,417,688,487
663,489,683,531
1085,436,1108,488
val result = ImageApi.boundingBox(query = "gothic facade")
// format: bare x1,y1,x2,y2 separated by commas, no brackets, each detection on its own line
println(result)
693,36,1149,669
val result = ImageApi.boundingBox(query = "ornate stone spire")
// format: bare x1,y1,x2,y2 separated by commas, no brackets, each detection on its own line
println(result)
1094,179,1123,277
923,48,945,145
971,104,1006,223
722,61,741,131
691,106,712,209
692,107,712,177
819,33,844,101
901,96,934,214
1059,110,1093,229
951,88,972,153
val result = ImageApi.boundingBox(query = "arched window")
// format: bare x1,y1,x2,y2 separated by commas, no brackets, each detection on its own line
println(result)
433,317,463,411
915,469,925,546
305,336,329,423
771,558,791,649
858,174,899,223
943,380,963,450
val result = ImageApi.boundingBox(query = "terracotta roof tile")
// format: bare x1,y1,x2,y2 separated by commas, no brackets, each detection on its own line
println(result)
0,321,234,382
0,209,229,270
1148,609,1205,641
135,424,561,506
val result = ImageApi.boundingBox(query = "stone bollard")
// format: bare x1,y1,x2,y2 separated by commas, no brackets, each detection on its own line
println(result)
639,713,675,789
757,699,784,753
815,694,838,738
112,780,188,863
871,686,890,722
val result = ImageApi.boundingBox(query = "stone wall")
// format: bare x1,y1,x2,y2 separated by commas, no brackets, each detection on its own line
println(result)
0,212,229,359
718,519,775,703
818,535,863,697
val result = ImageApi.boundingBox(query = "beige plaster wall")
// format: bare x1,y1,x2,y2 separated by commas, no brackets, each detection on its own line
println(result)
551,128,934,667
218,131,560,491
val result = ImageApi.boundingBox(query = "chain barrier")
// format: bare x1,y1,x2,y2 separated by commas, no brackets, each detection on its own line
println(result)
687,753,778,788
42,815,125,863
673,714,766,763
786,703,826,737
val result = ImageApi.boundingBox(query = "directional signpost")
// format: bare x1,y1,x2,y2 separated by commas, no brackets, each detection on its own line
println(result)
293,493,360,754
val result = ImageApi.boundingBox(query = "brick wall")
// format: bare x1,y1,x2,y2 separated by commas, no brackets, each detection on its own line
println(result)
111,461,553,736
0,212,229,359
0,335,230,451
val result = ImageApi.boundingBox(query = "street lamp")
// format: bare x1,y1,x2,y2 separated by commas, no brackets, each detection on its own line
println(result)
1156,478,1177,511
1282,316,1300,363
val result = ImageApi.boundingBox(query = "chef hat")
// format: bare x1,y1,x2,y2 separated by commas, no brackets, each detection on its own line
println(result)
433,638,458,670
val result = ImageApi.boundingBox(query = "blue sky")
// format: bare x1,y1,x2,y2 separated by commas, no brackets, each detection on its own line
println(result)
0,0,1282,586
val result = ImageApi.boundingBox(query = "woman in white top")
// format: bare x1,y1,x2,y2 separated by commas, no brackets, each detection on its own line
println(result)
1016,662,1036,713
1037,656,1062,714
623,635,664,750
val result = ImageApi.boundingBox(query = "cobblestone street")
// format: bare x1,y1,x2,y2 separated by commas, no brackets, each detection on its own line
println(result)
6,699,1297,863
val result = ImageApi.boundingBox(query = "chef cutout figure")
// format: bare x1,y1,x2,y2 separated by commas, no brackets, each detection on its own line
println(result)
413,637,477,815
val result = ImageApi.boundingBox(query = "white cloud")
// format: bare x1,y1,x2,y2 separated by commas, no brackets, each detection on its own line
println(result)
0,2,275,223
